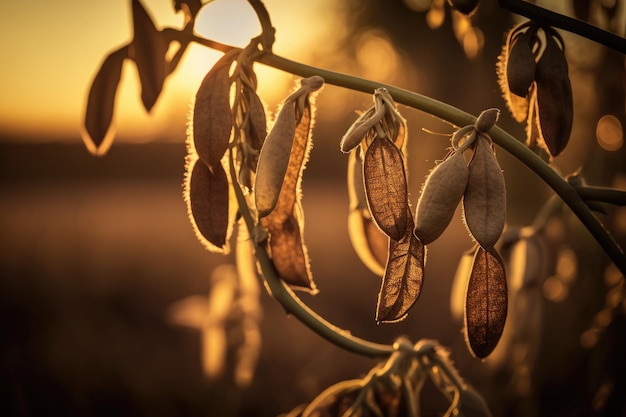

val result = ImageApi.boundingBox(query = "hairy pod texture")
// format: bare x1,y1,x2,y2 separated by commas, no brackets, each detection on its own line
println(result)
463,135,506,249
414,151,469,245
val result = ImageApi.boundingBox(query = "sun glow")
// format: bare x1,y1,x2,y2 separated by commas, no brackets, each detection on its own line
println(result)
0,0,340,143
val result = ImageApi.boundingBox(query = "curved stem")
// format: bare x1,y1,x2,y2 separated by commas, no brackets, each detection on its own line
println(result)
498,0,626,54
575,186,626,206
228,149,394,358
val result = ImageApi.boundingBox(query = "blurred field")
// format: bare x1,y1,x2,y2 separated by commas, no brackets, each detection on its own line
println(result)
0,142,479,416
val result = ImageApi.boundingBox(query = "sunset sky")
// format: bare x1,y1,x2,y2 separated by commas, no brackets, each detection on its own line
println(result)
0,0,339,143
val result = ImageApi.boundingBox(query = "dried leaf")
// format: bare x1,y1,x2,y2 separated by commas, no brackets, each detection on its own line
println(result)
376,215,426,323
131,0,169,111
464,247,508,359
462,136,506,249
363,136,409,241
83,45,128,155
260,104,316,292
185,157,231,253
534,31,573,157
414,151,469,245
193,51,237,170
347,150,387,276
255,101,297,217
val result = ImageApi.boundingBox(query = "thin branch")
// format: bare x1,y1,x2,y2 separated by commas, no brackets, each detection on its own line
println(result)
498,0,626,54
575,186,626,206
228,148,394,358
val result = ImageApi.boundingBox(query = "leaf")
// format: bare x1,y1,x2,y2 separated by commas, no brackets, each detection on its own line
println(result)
347,150,387,276
363,136,409,241
376,215,426,323
185,157,231,253
83,45,128,155
260,103,317,292
193,51,237,170
464,247,508,359
534,30,573,157
462,136,506,249
255,101,297,217
131,0,170,111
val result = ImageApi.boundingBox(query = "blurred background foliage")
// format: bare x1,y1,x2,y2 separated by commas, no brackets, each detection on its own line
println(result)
1,0,625,416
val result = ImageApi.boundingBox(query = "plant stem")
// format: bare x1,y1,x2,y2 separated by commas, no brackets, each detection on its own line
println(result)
498,0,626,54
227,149,394,358
256,52,626,274
575,186,626,206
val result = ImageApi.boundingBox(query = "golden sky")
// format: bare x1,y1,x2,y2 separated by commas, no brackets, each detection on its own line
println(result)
0,0,340,143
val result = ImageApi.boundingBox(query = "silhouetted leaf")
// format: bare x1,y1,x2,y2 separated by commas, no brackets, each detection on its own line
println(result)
260,104,316,292
131,0,169,111
462,136,506,249
464,247,508,359
193,51,237,170
83,45,128,155
534,30,573,157
363,136,409,241
376,215,426,323
186,158,231,253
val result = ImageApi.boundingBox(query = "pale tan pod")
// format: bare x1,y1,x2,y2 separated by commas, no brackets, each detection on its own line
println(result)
463,135,506,248
254,101,297,218
474,108,500,133
414,151,469,245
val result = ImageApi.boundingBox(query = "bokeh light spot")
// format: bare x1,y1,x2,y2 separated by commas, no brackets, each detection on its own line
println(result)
556,248,577,282
543,275,568,302
356,31,399,81
596,114,623,151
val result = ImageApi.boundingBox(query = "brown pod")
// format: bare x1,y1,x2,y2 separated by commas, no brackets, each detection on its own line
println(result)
363,136,409,241
464,246,508,359
414,151,469,245
463,136,506,249
254,101,297,218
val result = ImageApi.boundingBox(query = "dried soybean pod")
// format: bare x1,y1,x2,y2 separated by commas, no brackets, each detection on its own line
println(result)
340,106,379,153
464,246,508,359
185,157,231,253
475,108,500,133
463,135,506,249
363,135,409,241
193,50,238,170
254,101,297,218
414,151,469,245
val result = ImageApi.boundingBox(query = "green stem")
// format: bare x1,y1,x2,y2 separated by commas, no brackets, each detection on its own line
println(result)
575,186,626,206
228,149,394,358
